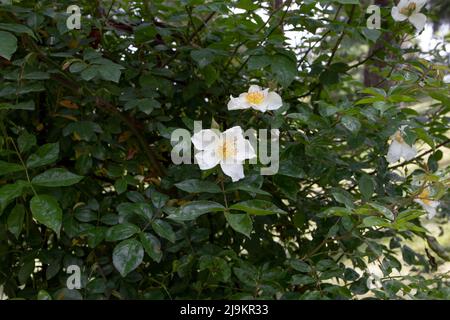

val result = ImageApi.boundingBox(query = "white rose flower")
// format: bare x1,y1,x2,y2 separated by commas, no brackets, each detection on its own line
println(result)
227,85,282,112
391,0,427,32
191,126,256,182
414,188,440,219
386,129,417,164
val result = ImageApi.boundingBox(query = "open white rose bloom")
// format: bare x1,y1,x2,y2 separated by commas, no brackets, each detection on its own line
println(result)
191,126,256,182
391,0,427,32
227,85,282,112
386,130,417,164
414,188,440,219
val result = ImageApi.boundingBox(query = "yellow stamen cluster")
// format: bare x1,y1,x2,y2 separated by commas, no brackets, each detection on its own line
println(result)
400,2,417,16
217,139,237,160
417,188,432,206
393,131,405,143
246,91,265,105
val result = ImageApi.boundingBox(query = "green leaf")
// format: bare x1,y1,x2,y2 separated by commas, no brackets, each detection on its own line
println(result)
191,49,215,68
105,223,140,241
37,290,52,300
117,202,154,221
0,100,35,110
7,204,25,238
98,63,123,83
0,23,36,39
0,160,23,176
341,115,361,133
359,174,375,201
414,127,434,148
26,143,59,168
18,259,35,284
225,213,252,238
32,168,83,187
167,201,225,221
229,200,286,215
361,28,381,43
30,195,62,234
331,189,355,209
320,207,352,218
82,226,107,248
369,202,395,220
0,31,17,60
139,232,162,263
151,219,176,243
114,178,127,194
149,189,169,209
290,260,312,273
112,239,144,277
18,131,36,153
271,54,296,88
174,179,221,193
291,274,316,286
0,181,27,215
429,90,450,107
81,65,99,81
62,121,102,142
362,216,388,227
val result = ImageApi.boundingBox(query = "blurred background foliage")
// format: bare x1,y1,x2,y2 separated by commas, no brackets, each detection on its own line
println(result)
0,0,449,299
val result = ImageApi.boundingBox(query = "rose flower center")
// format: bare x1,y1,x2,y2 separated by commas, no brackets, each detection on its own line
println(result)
400,2,417,16
246,92,265,105
217,139,237,160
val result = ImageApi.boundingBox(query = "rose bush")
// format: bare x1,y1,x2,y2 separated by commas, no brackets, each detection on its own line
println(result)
0,0,449,300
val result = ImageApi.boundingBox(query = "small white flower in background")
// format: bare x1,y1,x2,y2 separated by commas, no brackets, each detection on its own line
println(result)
386,129,417,164
391,0,427,32
191,126,256,182
414,188,440,219
443,74,450,84
227,85,282,112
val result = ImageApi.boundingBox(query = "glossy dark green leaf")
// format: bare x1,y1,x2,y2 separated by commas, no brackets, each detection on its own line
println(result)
26,143,59,168
0,31,17,60
139,232,162,263
174,179,221,193
7,204,25,238
32,168,83,187
229,200,286,215
225,213,252,238
0,181,27,215
105,223,140,241
151,219,176,243
112,239,144,277
18,131,36,153
359,174,375,201
167,201,225,221
0,160,23,176
30,195,62,234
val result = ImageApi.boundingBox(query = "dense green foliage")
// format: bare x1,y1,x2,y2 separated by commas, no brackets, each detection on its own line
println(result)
0,0,449,300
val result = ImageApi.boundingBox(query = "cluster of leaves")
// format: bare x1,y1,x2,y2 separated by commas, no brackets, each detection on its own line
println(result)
0,0,449,300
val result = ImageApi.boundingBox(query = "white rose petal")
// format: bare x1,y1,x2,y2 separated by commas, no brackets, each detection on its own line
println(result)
391,6,408,21
191,129,220,150
409,13,427,31
400,142,417,161
195,147,220,170
414,199,440,219
220,162,245,182
265,92,283,110
386,140,403,164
